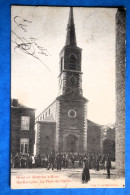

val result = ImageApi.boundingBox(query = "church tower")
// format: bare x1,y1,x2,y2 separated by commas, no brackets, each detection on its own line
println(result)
56,7,88,153
58,7,83,96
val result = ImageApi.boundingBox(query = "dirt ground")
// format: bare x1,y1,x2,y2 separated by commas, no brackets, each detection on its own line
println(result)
11,167,125,189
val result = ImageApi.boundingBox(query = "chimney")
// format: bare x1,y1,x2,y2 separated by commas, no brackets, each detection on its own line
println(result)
12,99,18,107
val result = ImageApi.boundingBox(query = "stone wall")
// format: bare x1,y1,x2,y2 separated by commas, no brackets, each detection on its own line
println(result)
59,99,85,153
36,121,56,155
115,7,126,177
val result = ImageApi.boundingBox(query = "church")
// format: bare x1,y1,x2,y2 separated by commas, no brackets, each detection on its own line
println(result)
35,7,101,155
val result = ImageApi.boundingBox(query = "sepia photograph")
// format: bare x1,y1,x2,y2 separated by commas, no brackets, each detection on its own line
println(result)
11,6,125,189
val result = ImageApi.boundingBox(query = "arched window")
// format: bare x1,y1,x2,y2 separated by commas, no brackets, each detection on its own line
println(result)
70,54,77,63
60,57,64,71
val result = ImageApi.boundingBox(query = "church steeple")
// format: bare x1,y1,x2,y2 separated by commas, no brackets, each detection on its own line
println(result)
58,7,82,96
65,7,77,46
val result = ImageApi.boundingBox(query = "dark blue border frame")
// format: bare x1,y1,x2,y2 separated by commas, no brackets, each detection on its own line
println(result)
0,0,130,194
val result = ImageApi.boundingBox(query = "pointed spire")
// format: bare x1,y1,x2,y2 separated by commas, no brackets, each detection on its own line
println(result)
65,7,77,46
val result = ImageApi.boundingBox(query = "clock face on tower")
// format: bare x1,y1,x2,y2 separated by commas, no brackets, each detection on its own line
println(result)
69,76,77,84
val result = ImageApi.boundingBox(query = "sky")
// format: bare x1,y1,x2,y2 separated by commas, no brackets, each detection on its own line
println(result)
11,6,117,125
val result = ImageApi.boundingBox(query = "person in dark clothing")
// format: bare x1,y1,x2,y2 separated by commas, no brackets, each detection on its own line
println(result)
106,155,111,178
95,155,99,171
63,153,68,169
91,154,95,169
28,154,32,168
26,154,30,168
62,154,65,168
37,154,41,167
71,155,75,168
48,152,55,170
41,154,46,168
79,156,82,167
14,153,20,168
82,158,90,183
56,153,62,170
98,154,102,162
20,156,26,168
35,155,39,167
101,155,106,169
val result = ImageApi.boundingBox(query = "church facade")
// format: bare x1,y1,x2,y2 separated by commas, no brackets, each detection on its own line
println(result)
35,7,101,155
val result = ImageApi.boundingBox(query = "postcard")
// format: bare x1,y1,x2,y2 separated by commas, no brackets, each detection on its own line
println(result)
11,6,125,189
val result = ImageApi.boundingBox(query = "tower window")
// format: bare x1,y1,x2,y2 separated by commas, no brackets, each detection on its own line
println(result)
69,63,76,70
69,54,77,63
61,57,64,71
69,54,77,70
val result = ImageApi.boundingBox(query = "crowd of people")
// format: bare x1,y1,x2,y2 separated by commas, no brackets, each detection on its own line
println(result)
12,152,111,174
11,152,112,182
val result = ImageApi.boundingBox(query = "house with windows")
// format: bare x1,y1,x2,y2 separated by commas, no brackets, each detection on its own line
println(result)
11,99,35,156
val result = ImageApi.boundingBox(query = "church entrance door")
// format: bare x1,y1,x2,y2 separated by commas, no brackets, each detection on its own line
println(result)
67,134,77,153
